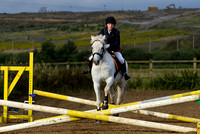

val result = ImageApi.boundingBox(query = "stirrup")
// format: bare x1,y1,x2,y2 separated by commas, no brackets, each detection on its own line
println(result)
82,69,91,74
124,72,131,81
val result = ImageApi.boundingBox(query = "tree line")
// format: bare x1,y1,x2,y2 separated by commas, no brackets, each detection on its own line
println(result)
2,40,200,65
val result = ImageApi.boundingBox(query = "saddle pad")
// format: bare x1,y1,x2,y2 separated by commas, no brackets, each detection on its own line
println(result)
111,54,120,78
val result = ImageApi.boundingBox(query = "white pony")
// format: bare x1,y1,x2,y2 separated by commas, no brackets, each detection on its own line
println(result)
91,34,127,111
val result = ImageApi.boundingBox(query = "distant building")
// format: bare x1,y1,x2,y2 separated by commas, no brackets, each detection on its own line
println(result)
148,7,158,11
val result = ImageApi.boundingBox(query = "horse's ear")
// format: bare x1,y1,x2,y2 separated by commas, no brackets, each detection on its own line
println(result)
91,35,94,40
102,35,107,42
91,35,95,44
104,44,110,49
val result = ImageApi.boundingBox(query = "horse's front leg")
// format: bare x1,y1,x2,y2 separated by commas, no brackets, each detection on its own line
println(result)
93,82,101,110
102,77,114,110
93,82,102,124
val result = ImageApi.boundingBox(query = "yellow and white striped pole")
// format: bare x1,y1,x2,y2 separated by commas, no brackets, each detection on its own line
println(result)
34,90,96,106
34,90,200,124
0,99,197,133
134,110,200,123
34,89,200,108
100,94,200,115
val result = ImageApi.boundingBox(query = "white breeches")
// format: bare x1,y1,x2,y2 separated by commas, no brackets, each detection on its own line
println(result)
113,52,125,64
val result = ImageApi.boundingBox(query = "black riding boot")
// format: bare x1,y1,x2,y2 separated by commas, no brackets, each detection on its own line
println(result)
121,62,131,81
82,60,92,74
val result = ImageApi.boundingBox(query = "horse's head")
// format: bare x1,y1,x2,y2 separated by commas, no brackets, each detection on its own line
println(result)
91,35,109,65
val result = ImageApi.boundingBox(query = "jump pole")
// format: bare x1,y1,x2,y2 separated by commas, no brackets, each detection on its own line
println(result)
34,89,200,107
1,92,199,133
100,94,200,115
134,110,200,124
34,90,96,106
34,90,200,123
0,99,197,133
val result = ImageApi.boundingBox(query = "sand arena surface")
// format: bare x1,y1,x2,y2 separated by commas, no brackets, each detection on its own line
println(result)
1,90,199,134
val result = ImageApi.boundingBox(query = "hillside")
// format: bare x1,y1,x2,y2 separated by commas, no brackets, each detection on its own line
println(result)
0,8,200,52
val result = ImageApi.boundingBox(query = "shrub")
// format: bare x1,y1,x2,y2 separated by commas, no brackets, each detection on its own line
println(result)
127,75,144,90
56,40,78,62
150,70,199,90
58,25,68,31
169,51,193,60
36,41,56,62
33,64,93,93
0,53,12,64
122,48,152,61
73,50,90,62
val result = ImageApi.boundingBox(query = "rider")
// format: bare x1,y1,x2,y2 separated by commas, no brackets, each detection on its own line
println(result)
83,16,131,81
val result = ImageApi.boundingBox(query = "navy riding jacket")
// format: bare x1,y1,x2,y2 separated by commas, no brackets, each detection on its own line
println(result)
98,27,121,52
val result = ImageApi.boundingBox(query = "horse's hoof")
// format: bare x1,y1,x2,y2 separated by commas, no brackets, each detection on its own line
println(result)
96,120,102,124
102,105,108,110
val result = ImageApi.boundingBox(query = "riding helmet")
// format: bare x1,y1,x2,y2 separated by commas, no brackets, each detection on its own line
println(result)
105,16,116,26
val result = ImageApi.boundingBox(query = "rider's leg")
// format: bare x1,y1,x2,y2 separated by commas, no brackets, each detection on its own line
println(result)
113,52,131,81
121,62,131,81
82,55,93,74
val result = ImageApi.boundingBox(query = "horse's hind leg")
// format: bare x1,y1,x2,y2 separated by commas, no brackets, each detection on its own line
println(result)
109,86,115,104
115,82,126,116
116,83,125,105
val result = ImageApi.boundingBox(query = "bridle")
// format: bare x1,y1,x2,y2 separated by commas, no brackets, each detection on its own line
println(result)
92,40,105,60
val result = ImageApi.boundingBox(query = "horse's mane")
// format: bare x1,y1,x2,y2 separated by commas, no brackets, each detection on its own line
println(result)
91,34,106,45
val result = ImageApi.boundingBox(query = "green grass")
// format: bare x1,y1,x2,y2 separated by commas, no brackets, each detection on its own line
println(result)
0,29,192,50
170,13,200,26
0,41,42,49
0,9,199,51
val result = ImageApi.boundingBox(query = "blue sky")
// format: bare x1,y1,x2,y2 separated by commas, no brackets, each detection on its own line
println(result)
0,0,200,13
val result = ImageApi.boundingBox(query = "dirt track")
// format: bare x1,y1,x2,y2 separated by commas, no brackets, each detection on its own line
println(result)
118,9,200,28
1,90,200,134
